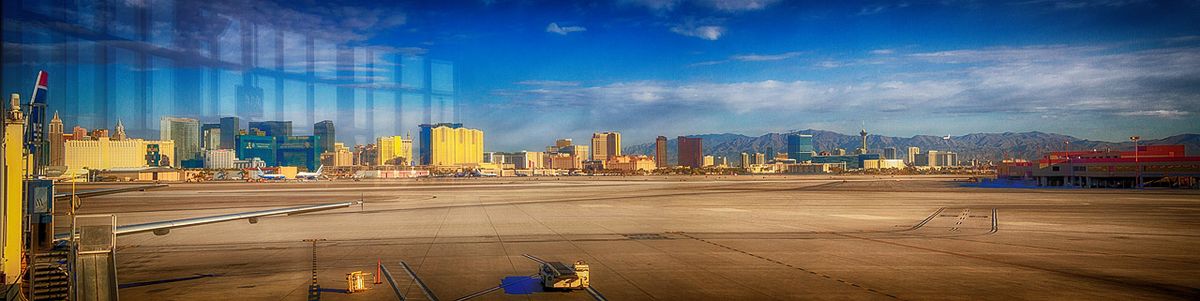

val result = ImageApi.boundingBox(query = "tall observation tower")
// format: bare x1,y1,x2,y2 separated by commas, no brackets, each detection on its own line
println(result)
857,128,869,155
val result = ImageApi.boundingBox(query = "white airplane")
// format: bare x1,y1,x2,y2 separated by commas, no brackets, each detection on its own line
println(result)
296,165,324,180
255,168,287,180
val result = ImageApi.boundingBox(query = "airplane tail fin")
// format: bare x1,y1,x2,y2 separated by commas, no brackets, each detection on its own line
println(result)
26,70,48,148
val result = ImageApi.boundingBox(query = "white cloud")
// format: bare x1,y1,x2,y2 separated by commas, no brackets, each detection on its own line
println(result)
814,60,842,68
870,49,895,55
620,0,779,12
856,3,911,16
671,24,725,40
731,51,803,61
1117,110,1191,118
690,51,802,66
696,0,781,11
498,45,1200,119
516,80,581,87
620,0,682,11
546,22,587,35
1012,0,1150,9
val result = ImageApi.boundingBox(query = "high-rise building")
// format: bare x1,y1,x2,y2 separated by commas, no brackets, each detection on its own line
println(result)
655,136,668,167
677,136,703,168
495,151,546,169
219,117,240,150
740,152,750,168
754,153,766,165
555,138,573,149
913,150,958,167
235,135,277,166
546,139,588,169
703,155,715,167
71,126,87,141
377,135,413,166
90,129,109,140
907,147,921,164
786,134,815,162
201,123,221,149
606,155,656,172
204,149,236,169
590,132,621,162
4,94,24,281
112,120,127,140
353,144,379,166
419,123,484,166
160,117,200,167
48,112,64,167
857,128,869,155
202,127,221,151
248,121,293,137
883,147,897,160
321,143,354,167
277,135,323,171
64,138,176,173
314,120,336,153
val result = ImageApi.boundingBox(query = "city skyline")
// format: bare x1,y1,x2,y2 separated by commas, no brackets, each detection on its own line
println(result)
4,0,1199,152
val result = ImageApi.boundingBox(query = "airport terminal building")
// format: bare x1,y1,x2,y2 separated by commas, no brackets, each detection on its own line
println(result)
1002,145,1200,188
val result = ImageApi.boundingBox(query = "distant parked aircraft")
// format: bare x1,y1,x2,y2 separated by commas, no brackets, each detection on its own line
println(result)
255,168,287,180
296,165,324,180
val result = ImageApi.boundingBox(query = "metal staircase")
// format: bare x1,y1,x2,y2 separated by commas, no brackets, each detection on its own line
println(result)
28,249,70,301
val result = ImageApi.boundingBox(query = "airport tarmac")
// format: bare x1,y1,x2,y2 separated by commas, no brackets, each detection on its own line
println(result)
60,176,1200,300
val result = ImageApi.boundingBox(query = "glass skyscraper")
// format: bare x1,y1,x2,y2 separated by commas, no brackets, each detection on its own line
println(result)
314,120,335,154
159,117,200,166
787,134,815,162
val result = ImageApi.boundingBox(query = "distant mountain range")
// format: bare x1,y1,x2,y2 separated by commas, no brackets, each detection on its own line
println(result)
622,130,1200,165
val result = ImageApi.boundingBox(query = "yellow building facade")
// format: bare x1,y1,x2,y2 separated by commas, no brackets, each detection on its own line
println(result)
607,155,656,172
64,138,176,173
427,126,484,167
325,142,354,166
3,94,25,283
376,136,413,166
862,159,906,169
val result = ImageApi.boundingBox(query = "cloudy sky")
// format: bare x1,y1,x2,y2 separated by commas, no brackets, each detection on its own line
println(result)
8,0,1200,150
382,0,1200,150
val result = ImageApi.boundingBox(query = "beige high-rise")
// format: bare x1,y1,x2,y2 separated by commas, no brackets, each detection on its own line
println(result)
48,111,64,166
591,132,621,161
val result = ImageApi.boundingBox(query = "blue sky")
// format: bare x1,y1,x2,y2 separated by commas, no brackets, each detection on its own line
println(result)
357,0,1200,150
7,0,1200,150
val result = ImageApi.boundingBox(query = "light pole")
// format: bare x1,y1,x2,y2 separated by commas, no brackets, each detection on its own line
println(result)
1065,140,1072,187
1130,136,1140,189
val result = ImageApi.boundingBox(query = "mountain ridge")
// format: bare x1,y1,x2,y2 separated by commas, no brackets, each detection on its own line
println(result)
622,130,1200,165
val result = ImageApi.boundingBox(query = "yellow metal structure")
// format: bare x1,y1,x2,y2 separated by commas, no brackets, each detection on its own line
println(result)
539,260,590,290
346,271,370,293
2,93,26,284
573,261,590,288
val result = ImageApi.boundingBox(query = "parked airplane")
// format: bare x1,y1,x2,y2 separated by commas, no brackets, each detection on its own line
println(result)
296,165,324,180
255,168,287,180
